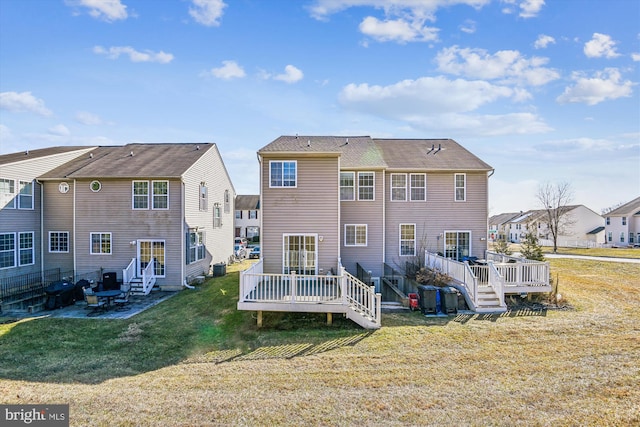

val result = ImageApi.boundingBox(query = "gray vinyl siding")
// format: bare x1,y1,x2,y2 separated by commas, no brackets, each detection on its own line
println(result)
42,181,75,274
340,170,385,277
73,178,184,287
182,145,235,278
384,171,489,265
261,156,340,274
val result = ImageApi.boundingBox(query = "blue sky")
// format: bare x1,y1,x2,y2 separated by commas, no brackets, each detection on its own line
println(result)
1,0,638,215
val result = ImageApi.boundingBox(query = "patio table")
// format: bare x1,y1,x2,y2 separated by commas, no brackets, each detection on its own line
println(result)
95,290,122,309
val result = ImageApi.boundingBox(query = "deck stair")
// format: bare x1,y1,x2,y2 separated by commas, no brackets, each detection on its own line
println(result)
475,286,507,313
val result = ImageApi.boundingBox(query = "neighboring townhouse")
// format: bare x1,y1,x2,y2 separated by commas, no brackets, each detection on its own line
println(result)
488,212,520,241
257,135,492,278
1,143,235,300
500,205,604,247
603,196,640,247
1,146,96,281
234,195,260,241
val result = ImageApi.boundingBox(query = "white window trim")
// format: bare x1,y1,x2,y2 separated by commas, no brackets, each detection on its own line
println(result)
390,173,407,202
444,230,472,261
152,180,169,210
18,231,35,266
187,230,205,264
138,239,166,278
269,160,297,188
410,173,427,201
90,232,112,255
399,224,416,257
344,224,368,247
454,173,466,202
282,233,318,275
0,232,16,269
49,231,70,253
358,171,375,201
18,180,34,210
1,178,16,209
340,171,355,201
132,180,149,210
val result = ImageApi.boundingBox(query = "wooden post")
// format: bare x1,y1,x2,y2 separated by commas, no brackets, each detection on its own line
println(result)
257,311,263,328
327,312,332,325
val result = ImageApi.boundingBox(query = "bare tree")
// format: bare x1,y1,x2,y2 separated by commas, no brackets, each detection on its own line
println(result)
536,182,575,253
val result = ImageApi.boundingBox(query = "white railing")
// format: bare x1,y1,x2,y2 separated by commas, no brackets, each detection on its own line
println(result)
122,258,136,287
494,262,549,290
425,251,478,304
486,251,538,264
343,269,381,326
239,259,263,301
487,262,505,307
140,258,156,295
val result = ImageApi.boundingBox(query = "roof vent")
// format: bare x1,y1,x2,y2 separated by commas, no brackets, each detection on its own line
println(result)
130,151,134,157
307,139,311,147
25,150,29,155
345,138,349,144
196,145,200,150
89,153,93,158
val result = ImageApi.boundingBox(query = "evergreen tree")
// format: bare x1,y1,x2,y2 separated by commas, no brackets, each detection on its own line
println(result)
520,231,545,261
493,238,512,255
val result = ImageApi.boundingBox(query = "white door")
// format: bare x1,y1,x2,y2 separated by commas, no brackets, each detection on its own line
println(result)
283,234,317,275
138,240,165,277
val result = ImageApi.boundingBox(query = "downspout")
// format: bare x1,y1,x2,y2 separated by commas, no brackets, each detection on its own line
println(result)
181,180,186,288
337,156,341,272
36,179,44,275
73,179,76,276
382,170,386,268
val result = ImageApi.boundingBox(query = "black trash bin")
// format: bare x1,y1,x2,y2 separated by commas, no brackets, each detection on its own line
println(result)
417,285,438,314
45,281,76,310
440,286,458,315
213,263,226,277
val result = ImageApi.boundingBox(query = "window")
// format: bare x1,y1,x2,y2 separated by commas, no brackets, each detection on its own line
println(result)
345,224,367,247
18,181,33,209
19,232,34,266
0,233,16,269
1,178,15,209
620,232,625,243
410,174,426,201
90,233,112,255
445,231,471,261
607,232,612,242
224,190,230,213
139,240,165,277
358,172,374,201
270,161,297,187
630,233,635,244
132,181,149,209
152,181,168,209
340,172,355,201
49,232,69,253
214,204,221,228
249,210,258,220
399,224,415,256
187,230,205,264
199,183,208,212
391,174,406,201
235,210,242,219
606,217,610,225
622,217,627,226
454,173,466,201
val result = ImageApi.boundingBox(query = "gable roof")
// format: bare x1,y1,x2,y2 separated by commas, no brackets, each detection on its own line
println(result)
235,195,260,210
489,212,521,226
605,196,640,216
40,143,216,180
0,146,95,166
259,136,492,171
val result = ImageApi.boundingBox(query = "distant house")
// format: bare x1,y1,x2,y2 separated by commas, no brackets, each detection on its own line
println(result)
603,196,640,247
493,205,604,247
488,212,520,241
1,143,235,310
234,195,260,241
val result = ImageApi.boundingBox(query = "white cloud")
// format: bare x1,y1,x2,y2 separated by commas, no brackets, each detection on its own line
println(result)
65,0,128,22
189,0,226,27
534,34,555,49
274,65,304,84
75,111,103,125
359,16,438,43
0,124,11,141
48,124,71,136
632,53,640,62
459,19,476,34
206,60,246,79
308,0,490,20
556,68,635,105
93,46,174,63
519,0,545,18
584,33,620,58
435,46,559,86
0,91,53,116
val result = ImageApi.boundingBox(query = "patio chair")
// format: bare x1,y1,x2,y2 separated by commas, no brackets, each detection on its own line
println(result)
85,293,106,316
113,284,131,310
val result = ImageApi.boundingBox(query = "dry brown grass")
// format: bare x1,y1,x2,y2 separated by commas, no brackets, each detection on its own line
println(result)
1,259,639,426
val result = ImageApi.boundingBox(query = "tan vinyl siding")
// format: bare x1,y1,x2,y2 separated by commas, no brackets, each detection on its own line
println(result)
384,171,488,264
42,181,75,274
261,156,339,274
340,170,385,277
73,178,183,286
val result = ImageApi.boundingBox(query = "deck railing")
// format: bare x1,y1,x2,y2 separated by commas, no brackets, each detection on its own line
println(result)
140,259,156,295
122,258,136,287
425,252,479,303
343,269,380,324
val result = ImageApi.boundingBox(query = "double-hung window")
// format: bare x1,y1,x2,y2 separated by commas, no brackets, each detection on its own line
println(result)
391,174,406,201
49,231,69,253
152,181,168,209
399,224,416,256
622,217,627,226
187,230,205,264
358,172,374,201
19,232,34,266
270,161,297,187
18,181,33,209
0,233,16,269
340,172,355,201
199,183,208,212
214,204,221,228
235,210,242,219
133,181,149,209
249,210,258,219
410,174,426,201
132,181,169,209
90,232,112,255
1,178,15,209
454,173,466,201
345,224,367,247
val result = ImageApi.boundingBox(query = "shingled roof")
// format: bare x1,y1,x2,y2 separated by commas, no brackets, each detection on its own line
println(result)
259,136,492,171
0,146,95,165
39,143,216,179
235,195,260,210
606,196,640,216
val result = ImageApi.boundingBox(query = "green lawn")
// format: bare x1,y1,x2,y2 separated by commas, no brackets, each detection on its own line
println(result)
1,259,638,426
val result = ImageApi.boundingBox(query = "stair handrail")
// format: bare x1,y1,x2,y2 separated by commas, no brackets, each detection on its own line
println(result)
342,268,381,327
487,261,505,307
122,258,136,287
141,258,156,295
